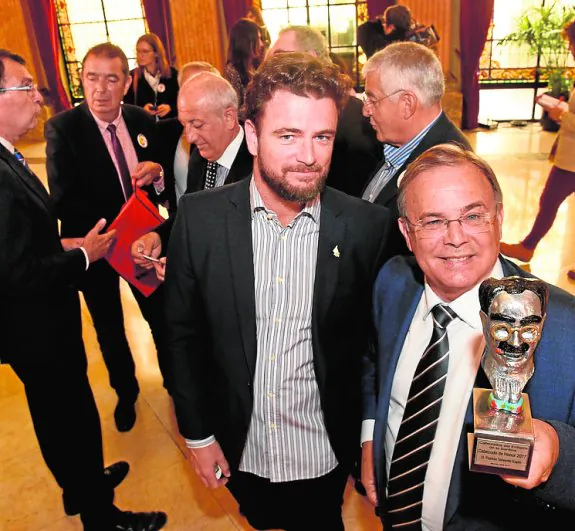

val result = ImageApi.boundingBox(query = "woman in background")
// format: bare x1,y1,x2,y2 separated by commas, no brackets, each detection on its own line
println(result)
124,33,179,120
223,18,265,121
246,5,271,51
500,20,575,280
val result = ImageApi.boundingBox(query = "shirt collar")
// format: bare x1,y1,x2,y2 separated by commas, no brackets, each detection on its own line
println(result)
215,127,244,171
89,106,123,131
422,258,505,328
383,110,443,170
249,176,321,224
0,136,15,154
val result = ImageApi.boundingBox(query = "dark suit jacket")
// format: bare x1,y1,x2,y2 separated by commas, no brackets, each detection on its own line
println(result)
155,135,253,249
0,143,86,362
165,179,390,472
328,95,381,197
365,255,575,529
45,103,164,237
124,66,179,119
365,112,471,258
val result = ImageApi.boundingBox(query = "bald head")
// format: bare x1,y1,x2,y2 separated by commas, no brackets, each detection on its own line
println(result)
178,71,240,161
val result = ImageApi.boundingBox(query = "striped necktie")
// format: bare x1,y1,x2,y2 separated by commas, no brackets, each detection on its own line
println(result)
204,161,218,189
387,303,457,530
13,148,29,169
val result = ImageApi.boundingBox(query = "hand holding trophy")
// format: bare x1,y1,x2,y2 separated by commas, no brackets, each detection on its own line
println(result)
469,276,548,477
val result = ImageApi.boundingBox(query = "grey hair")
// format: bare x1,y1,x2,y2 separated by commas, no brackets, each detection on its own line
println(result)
362,41,444,107
178,61,218,86
182,71,238,112
277,26,329,59
397,143,503,218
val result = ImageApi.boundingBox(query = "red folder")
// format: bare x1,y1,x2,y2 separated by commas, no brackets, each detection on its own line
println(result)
105,187,165,296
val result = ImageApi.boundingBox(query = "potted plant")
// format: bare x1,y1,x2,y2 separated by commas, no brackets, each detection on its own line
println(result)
500,2,575,131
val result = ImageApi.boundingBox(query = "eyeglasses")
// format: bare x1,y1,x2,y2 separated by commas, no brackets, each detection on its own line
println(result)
404,211,498,239
490,323,540,343
360,89,405,108
0,83,38,94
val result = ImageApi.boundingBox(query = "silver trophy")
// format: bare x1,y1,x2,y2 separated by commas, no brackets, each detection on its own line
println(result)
469,276,548,477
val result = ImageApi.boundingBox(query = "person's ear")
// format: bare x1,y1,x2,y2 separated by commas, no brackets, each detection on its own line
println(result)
400,90,418,120
222,107,238,129
244,119,258,156
398,217,414,252
123,74,133,96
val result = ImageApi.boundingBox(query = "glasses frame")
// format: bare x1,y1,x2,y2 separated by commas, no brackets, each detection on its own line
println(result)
0,83,38,94
489,322,540,344
361,88,405,109
404,209,499,239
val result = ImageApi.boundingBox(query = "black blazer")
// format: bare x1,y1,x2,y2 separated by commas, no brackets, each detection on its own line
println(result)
155,135,253,248
0,144,86,362
124,66,179,119
365,112,471,258
328,95,382,197
164,178,390,471
45,103,164,237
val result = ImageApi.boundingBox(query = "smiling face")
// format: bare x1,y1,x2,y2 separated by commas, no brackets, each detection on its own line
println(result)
245,89,337,204
399,162,503,302
81,54,131,122
0,59,43,143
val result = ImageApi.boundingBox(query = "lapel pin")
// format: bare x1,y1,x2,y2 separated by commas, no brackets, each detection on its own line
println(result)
333,245,340,258
157,83,166,93
137,134,148,148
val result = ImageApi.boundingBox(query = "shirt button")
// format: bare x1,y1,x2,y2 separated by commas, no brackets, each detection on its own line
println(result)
274,318,281,324
267,213,273,220
268,391,275,398
270,423,276,430
277,276,284,283
270,354,276,361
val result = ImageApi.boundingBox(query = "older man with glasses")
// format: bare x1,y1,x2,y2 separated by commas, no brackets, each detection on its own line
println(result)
362,143,575,530
361,41,470,259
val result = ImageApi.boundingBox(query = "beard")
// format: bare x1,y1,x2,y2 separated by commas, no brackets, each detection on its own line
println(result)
257,152,329,203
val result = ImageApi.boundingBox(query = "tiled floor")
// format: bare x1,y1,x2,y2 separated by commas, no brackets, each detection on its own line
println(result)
1,122,573,531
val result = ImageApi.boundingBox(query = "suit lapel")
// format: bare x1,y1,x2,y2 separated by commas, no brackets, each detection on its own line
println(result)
0,144,52,213
312,189,346,392
79,103,119,179
226,179,257,377
374,260,423,490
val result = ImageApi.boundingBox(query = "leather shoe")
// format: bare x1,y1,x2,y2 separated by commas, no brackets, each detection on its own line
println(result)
115,398,137,432
63,461,130,516
112,510,167,531
499,242,535,263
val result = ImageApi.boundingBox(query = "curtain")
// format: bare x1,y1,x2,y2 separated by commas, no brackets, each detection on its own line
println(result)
24,0,71,113
222,0,251,34
366,0,396,20
142,0,176,64
459,0,494,130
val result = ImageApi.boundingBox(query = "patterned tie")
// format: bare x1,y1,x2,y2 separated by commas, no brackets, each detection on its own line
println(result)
13,148,29,169
387,303,458,530
107,123,133,200
204,161,218,189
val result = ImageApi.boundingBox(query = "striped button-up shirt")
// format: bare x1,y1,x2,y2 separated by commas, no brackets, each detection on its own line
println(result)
239,179,338,482
362,112,441,203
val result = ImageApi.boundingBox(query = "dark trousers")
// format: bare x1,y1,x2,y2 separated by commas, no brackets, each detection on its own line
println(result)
81,260,170,399
226,466,348,531
523,165,575,250
9,350,115,526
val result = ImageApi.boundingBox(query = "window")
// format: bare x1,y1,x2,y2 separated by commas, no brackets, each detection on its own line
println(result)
55,0,148,103
261,0,369,89
479,0,574,122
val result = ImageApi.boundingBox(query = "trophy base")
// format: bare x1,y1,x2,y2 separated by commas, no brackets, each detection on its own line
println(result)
468,388,534,478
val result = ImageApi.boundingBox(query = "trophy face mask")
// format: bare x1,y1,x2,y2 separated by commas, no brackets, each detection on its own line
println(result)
484,290,544,372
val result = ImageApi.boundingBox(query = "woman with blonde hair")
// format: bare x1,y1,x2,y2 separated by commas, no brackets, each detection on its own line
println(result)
124,33,179,119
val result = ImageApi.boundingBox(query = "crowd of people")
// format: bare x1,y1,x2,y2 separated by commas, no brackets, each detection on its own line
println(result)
1,9,574,531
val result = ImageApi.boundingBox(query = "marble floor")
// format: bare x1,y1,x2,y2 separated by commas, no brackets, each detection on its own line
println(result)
1,122,573,531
